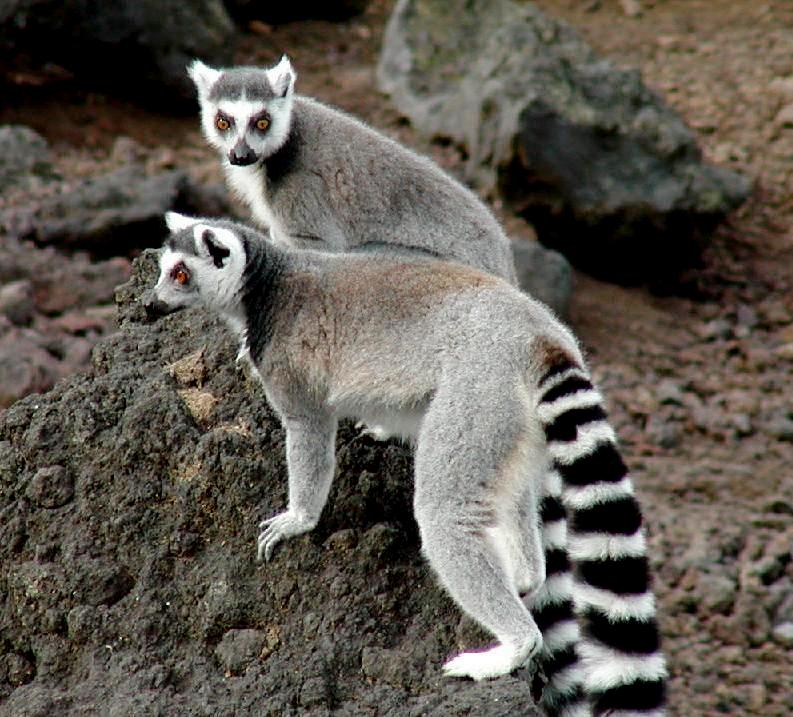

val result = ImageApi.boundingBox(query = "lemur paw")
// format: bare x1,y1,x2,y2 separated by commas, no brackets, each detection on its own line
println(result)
442,637,541,681
354,421,392,441
257,511,316,561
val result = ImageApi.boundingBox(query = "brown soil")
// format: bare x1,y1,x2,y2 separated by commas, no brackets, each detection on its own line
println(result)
2,1,792,715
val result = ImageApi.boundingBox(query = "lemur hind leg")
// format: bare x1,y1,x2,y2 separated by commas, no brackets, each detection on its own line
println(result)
413,378,544,681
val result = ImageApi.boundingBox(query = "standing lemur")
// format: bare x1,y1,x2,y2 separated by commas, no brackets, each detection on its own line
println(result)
147,213,668,717
187,56,517,283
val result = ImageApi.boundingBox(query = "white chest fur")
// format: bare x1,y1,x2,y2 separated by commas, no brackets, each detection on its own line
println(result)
224,164,289,247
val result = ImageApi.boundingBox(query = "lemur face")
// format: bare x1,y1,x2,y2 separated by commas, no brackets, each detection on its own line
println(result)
146,213,247,319
188,57,296,167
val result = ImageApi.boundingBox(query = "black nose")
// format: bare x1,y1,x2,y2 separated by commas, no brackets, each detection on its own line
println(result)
229,146,258,166
143,295,180,321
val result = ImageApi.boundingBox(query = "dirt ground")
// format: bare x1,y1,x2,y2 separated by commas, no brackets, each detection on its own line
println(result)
2,0,792,715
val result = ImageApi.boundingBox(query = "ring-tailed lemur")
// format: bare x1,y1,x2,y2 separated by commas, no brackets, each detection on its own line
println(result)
187,56,517,284
146,213,667,717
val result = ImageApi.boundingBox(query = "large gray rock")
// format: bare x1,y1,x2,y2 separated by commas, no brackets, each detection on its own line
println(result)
0,166,230,257
0,251,542,715
0,126,53,189
378,0,751,283
0,0,235,110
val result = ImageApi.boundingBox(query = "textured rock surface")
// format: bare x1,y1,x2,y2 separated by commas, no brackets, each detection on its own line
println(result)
511,238,573,319
0,0,235,109
377,0,751,282
0,126,53,189
0,251,542,715
0,166,229,257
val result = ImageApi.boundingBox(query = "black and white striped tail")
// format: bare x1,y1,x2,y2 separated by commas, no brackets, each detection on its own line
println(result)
535,357,667,716
530,478,590,717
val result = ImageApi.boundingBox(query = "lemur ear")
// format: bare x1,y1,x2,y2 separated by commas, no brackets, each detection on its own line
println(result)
165,211,198,234
201,229,231,268
187,59,222,97
267,55,296,98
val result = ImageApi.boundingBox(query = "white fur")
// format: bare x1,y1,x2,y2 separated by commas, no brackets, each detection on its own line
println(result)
165,211,198,234
547,423,617,465
541,518,567,551
568,531,647,561
544,468,563,497
578,640,667,691
539,367,589,394
563,476,635,511
442,638,540,681
532,573,573,610
190,223,247,312
223,163,287,242
542,619,580,653
572,581,657,621
536,390,604,423
188,59,221,97
265,55,296,97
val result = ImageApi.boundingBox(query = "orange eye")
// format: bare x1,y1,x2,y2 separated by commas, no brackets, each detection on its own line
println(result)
216,116,230,131
256,117,270,131
174,268,190,285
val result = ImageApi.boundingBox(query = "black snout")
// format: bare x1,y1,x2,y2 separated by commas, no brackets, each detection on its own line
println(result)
228,141,258,166
143,293,182,321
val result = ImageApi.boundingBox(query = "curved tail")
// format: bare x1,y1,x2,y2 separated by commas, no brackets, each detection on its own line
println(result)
533,353,667,716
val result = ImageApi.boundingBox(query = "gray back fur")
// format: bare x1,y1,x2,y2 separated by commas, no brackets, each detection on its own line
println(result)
190,59,517,283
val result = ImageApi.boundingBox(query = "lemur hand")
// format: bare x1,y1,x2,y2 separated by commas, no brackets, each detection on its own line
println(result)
257,510,317,561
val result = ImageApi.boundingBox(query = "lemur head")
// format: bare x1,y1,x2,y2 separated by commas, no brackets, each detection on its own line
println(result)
188,56,296,167
146,212,249,320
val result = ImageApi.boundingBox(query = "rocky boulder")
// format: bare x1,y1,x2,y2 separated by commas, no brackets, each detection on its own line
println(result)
0,165,230,258
378,0,751,283
0,251,542,715
0,0,235,110
0,126,53,190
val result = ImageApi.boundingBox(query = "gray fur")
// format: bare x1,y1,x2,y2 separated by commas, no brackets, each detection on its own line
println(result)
150,215,667,714
189,57,518,283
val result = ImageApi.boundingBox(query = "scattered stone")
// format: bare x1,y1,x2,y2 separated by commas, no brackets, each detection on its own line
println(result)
735,304,759,328
771,621,793,647
0,329,61,407
768,76,793,99
655,379,684,405
0,279,35,326
767,411,793,442
773,103,793,128
695,572,737,614
0,125,53,189
696,318,732,341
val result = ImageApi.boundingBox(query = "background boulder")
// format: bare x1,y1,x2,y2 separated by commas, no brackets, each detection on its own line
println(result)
377,0,751,283
0,251,542,715
0,0,235,110
226,0,369,23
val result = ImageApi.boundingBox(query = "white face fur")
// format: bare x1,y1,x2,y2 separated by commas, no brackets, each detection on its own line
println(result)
154,212,248,317
188,57,296,166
